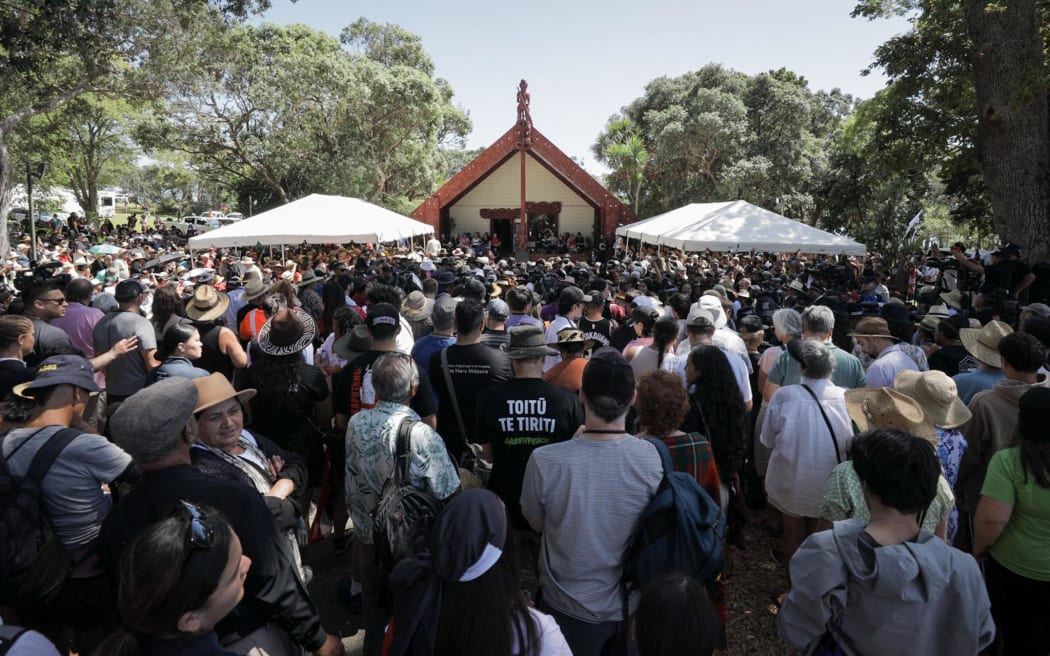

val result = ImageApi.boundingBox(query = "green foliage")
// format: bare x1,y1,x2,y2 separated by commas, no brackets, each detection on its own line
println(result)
592,118,649,214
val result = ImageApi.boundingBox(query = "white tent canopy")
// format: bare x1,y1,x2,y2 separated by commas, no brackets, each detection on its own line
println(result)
188,194,434,248
617,200,866,256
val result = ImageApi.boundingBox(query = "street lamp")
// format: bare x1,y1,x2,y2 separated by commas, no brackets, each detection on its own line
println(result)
25,162,47,264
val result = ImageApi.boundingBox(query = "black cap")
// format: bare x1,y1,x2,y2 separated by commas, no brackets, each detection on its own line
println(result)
581,347,635,413
114,279,146,302
366,302,400,339
559,285,592,305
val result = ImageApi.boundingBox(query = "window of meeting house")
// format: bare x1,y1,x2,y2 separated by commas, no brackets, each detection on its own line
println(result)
527,214,558,244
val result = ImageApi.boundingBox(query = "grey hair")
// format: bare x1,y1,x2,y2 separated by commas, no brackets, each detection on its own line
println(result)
799,339,835,379
801,305,835,336
371,352,419,405
772,308,802,338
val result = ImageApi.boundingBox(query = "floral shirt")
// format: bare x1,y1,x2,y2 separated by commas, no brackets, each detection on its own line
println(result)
345,401,460,544
820,460,955,534
936,427,968,541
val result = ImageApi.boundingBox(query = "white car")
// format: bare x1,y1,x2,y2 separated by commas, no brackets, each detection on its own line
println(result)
225,212,244,221
162,215,221,236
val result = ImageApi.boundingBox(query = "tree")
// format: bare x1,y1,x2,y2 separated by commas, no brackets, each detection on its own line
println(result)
0,0,271,252
592,117,649,214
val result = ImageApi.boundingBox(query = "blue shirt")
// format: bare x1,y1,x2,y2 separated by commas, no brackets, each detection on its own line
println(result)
952,368,1005,404
411,334,455,377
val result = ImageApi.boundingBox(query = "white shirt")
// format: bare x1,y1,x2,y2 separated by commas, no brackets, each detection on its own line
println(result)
670,343,752,404
543,315,575,372
760,377,853,517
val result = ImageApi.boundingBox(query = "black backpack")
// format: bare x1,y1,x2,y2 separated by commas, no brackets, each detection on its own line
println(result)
372,418,444,571
0,427,79,607
622,438,726,608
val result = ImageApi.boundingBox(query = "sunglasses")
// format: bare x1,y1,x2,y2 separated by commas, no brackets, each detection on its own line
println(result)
39,297,68,305
177,500,215,551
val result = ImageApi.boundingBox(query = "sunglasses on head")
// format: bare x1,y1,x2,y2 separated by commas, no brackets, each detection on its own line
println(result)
177,500,215,551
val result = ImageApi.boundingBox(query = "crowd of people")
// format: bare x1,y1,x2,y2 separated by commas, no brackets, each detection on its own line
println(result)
0,217,1048,655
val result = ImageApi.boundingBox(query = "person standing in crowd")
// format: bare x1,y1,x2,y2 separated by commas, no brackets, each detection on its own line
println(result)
151,321,210,382
504,286,544,330
346,352,460,656
148,283,185,342
480,298,511,350
681,344,748,495
851,317,919,388
974,387,1050,655
521,348,663,656
578,293,614,347
94,505,251,656
387,489,572,656
0,315,36,400
765,305,866,400
952,320,1012,404
102,378,344,656
92,279,158,408
926,315,972,376
430,298,512,461
543,328,595,394
629,315,679,379
476,325,584,540
779,428,994,655
635,573,720,656
2,355,137,654
543,286,590,371
410,296,458,378
761,340,853,598
21,280,73,365
186,284,248,380
50,278,103,361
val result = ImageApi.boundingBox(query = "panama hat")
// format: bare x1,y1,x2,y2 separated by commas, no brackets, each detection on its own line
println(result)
192,372,256,414
959,320,1012,368
893,369,971,429
256,307,317,356
845,387,938,445
184,285,230,322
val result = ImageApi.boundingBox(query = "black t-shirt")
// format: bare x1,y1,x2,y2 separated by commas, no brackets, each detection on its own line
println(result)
928,343,971,377
983,261,1011,291
0,359,34,399
429,343,512,459
609,323,636,353
578,316,614,347
475,377,584,529
247,362,329,438
332,349,437,420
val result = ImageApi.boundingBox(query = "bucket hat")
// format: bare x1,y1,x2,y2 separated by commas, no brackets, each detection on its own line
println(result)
893,369,971,429
848,317,898,340
548,327,597,352
501,325,558,359
14,354,99,398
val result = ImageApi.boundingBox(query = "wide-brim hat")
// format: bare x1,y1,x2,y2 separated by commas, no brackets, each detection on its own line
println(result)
940,289,965,310
548,327,597,352
333,324,373,361
402,290,434,319
893,369,971,429
257,307,317,356
243,279,270,301
845,387,938,445
787,279,807,293
502,325,558,358
959,320,1012,368
185,284,230,322
297,270,323,288
192,372,257,415
848,317,898,340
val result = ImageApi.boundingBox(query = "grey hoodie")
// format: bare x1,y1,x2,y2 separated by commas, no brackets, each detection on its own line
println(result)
779,520,994,655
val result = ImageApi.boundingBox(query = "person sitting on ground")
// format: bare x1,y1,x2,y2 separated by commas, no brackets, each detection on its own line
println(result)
93,503,251,656
635,572,720,656
386,488,572,656
779,428,994,656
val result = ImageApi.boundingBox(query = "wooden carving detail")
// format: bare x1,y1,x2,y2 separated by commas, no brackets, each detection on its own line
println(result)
481,202,561,220
516,80,533,150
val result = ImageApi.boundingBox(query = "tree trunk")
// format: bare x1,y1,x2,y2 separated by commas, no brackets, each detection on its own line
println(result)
0,135,11,256
967,0,1050,263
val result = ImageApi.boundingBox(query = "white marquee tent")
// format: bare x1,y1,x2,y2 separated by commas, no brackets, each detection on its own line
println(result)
616,200,866,256
188,194,434,248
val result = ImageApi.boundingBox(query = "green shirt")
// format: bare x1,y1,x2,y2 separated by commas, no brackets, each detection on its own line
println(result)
820,461,954,533
769,343,867,390
981,447,1050,581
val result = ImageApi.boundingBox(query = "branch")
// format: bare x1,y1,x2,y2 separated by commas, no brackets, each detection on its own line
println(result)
0,78,97,134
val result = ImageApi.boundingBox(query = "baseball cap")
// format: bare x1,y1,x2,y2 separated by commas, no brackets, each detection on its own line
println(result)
15,354,100,398
581,347,635,415
114,279,146,302
559,285,592,305
737,314,767,334
1021,302,1050,319
686,307,715,328
366,302,400,339
486,298,510,320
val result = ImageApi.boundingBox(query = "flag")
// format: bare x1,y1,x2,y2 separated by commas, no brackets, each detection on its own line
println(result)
904,210,924,239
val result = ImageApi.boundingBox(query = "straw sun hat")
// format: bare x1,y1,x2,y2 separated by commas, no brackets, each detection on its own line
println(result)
192,372,257,415
893,369,971,430
845,387,938,445
959,320,1013,368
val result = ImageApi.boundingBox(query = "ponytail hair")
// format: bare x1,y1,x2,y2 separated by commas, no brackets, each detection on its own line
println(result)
652,317,679,369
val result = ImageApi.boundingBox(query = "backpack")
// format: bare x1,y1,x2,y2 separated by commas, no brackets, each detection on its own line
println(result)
0,427,79,607
372,417,444,571
0,626,30,656
621,438,726,606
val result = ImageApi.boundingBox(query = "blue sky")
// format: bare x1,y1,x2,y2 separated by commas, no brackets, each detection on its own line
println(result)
259,0,910,172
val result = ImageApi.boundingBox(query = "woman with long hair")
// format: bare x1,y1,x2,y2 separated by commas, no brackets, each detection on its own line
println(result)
151,321,210,382
629,316,679,379
974,386,1050,654
681,345,748,486
93,503,251,656
635,573,720,656
150,284,186,341
320,279,347,337
387,489,570,656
